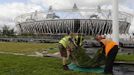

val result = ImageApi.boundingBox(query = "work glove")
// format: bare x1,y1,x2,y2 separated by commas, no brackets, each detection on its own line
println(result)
63,65,69,70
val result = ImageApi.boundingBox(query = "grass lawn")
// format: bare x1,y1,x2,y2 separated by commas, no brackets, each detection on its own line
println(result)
116,54,134,62
0,42,58,54
0,42,134,62
0,54,100,75
0,42,134,75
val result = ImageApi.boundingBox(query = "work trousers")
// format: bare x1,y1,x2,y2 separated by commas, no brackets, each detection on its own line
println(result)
104,45,119,74
58,44,67,57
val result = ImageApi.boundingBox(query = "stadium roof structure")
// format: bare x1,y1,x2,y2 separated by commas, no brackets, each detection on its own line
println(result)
15,3,133,23
15,4,133,36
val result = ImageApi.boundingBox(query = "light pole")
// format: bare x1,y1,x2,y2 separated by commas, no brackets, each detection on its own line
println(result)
112,0,119,44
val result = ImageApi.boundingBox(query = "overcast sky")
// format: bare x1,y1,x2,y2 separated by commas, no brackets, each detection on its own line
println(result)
0,0,134,33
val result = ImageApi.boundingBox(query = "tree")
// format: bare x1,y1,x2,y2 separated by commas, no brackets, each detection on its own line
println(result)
2,25,15,36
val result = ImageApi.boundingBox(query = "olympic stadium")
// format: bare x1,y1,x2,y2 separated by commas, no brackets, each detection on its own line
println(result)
13,4,134,50
15,4,133,36
0,4,126,55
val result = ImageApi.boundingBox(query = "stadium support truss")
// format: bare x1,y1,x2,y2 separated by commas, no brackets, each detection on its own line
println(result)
15,4,133,36
17,19,130,36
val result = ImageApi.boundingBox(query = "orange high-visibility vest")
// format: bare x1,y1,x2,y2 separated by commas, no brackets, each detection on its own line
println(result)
100,39,117,56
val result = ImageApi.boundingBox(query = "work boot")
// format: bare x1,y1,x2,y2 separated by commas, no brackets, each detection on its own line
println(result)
63,65,69,70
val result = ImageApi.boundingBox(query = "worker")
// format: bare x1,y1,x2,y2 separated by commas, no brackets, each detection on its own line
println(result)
75,33,84,46
95,35,118,74
58,32,76,70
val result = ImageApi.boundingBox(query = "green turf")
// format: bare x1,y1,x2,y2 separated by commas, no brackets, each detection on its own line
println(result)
0,42,134,62
0,42,133,75
0,54,101,75
116,54,134,62
0,42,58,54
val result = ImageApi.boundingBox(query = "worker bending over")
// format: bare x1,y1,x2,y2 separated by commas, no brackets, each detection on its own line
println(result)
58,33,84,70
75,33,84,46
96,35,118,74
58,33,76,70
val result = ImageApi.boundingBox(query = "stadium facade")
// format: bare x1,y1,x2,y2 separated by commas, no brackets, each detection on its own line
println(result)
15,4,133,36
